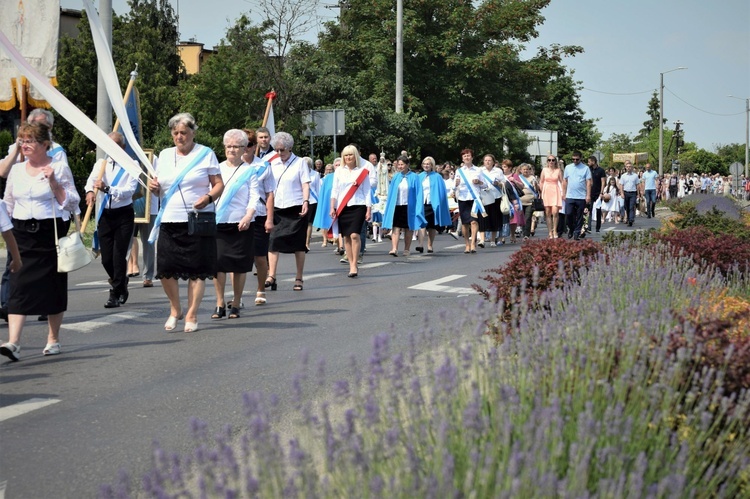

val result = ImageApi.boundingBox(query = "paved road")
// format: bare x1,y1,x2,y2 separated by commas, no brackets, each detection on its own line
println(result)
0,215,661,498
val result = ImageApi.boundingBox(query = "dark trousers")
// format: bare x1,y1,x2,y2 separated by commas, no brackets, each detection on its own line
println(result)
566,198,586,237
586,201,602,232
644,189,656,217
623,191,637,223
98,205,135,296
522,204,534,237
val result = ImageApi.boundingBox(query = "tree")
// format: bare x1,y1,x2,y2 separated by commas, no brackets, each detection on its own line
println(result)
177,14,276,147
598,132,633,169
637,91,662,140
289,0,594,162
54,0,183,163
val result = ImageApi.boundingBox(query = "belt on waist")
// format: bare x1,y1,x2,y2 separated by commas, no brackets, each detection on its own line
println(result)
11,218,62,233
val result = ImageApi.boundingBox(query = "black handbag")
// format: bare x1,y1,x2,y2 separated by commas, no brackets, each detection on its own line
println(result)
188,211,216,236
532,197,545,212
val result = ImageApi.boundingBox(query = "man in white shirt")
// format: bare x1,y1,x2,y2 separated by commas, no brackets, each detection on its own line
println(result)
641,163,658,218
85,132,139,308
619,161,641,226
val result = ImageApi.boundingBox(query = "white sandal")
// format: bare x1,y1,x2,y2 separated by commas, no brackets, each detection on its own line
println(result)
43,342,61,356
0,342,21,361
255,291,267,306
184,321,199,333
164,314,183,331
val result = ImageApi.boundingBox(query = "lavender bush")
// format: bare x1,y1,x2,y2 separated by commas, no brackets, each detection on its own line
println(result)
100,245,750,498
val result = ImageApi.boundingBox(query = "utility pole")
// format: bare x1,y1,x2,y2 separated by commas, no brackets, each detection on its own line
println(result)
658,67,687,176
395,0,403,113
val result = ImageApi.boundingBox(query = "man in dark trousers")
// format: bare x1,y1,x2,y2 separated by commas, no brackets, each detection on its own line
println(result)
84,132,139,308
562,151,592,240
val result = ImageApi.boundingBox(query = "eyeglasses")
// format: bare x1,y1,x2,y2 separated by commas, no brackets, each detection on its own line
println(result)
547,159,556,162
19,139,40,145
225,145,244,149
276,148,287,153
573,157,581,161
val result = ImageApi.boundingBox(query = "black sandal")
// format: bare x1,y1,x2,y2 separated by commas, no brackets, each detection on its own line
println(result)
211,306,225,319
264,276,277,291
228,306,240,319
293,279,304,291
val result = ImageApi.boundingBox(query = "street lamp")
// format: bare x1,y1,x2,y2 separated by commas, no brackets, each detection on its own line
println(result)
728,95,749,179
659,66,687,176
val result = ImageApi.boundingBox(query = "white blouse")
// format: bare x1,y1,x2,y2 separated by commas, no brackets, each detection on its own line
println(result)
331,165,372,208
271,154,311,209
479,167,506,200
454,165,485,201
84,157,140,209
422,175,431,202
0,200,13,232
4,160,80,220
155,144,220,223
396,176,410,205
216,161,261,223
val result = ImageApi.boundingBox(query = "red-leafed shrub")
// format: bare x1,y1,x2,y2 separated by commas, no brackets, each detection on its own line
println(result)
474,238,602,326
655,226,750,276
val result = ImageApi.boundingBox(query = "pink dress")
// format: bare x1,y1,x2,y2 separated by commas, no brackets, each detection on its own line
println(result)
540,167,562,208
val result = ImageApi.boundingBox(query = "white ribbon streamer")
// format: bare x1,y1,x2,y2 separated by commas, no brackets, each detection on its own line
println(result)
0,29,148,184
82,0,154,176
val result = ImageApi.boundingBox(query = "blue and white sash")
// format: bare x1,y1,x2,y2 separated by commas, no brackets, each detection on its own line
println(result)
481,171,504,197
148,145,212,243
518,174,539,197
458,168,486,217
215,161,269,223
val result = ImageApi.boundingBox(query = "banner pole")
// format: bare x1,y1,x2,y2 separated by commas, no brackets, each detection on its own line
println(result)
81,66,139,236
255,89,275,157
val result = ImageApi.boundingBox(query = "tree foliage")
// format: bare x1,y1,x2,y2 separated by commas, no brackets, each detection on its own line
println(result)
55,0,183,164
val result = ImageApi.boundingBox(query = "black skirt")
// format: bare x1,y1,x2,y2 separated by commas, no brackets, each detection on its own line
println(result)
8,218,69,315
253,215,270,257
423,204,438,230
393,204,413,230
306,203,318,225
216,223,254,273
457,199,478,225
338,205,367,236
479,198,502,232
270,205,308,253
156,222,217,280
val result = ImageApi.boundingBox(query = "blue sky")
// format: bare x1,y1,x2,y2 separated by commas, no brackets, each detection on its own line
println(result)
62,0,750,152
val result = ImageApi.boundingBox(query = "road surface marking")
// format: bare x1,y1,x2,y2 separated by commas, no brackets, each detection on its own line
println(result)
409,274,474,294
0,398,61,423
282,273,335,282
61,311,150,333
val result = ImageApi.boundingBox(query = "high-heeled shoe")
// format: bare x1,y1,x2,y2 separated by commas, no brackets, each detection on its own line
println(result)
264,276,277,291
293,279,304,291
211,306,225,319
255,291,266,305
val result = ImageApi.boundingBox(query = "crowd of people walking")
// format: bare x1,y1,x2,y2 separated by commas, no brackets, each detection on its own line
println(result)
0,112,743,361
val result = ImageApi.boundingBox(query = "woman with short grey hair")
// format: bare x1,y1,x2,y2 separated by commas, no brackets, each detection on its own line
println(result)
265,132,311,291
148,113,224,332
210,129,258,320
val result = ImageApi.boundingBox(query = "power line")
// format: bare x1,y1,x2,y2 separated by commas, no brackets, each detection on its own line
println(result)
582,87,655,96
664,87,746,117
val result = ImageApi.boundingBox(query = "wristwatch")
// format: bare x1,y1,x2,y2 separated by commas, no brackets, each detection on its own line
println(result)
102,185,110,194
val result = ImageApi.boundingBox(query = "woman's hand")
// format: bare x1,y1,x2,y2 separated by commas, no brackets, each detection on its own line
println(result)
148,176,160,195
193,194,212,210
365,207,372,222
238,214,253,231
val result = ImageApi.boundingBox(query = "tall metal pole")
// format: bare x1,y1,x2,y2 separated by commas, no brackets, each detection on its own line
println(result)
658,67,687,177
395,0,403,113
96,0,113,159
729,95,750,179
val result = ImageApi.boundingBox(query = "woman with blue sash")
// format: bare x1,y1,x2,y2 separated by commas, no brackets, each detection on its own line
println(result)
148,113,223,333
210,129,260,320
382,155,426,257
416,156,451,253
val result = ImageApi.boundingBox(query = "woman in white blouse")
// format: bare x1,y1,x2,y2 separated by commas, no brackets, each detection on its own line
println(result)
453,149,485,253
1,121,80,361
382,155,426,257
211,129,260,320
148,113,224,333
266,132,311,291
330,145,371,277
